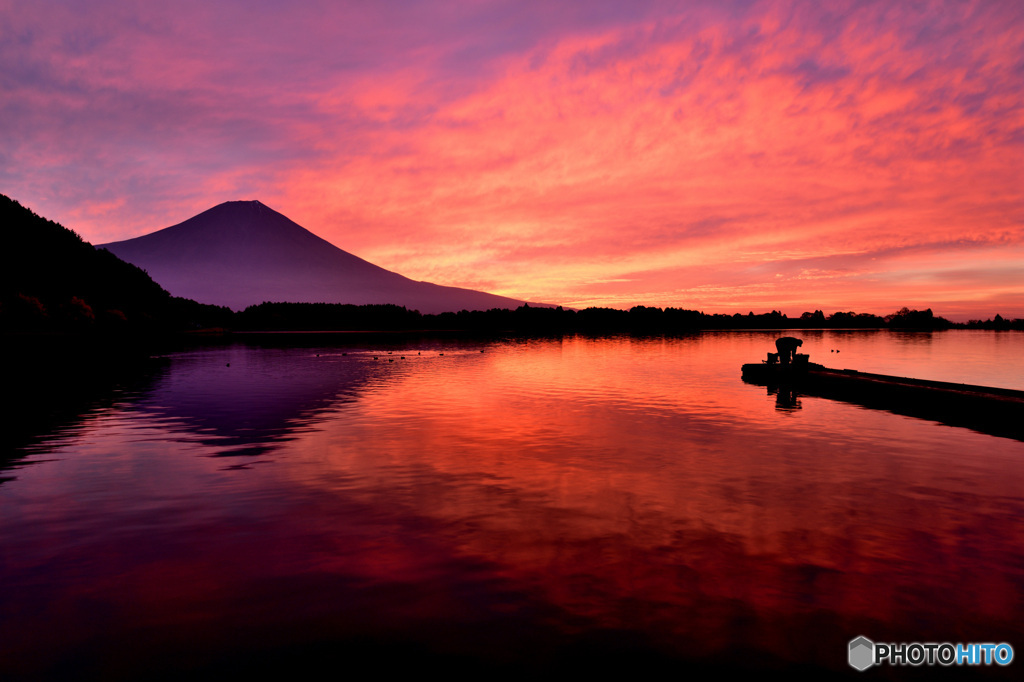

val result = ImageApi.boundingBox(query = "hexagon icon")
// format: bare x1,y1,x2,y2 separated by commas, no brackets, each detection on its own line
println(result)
849,636,875,671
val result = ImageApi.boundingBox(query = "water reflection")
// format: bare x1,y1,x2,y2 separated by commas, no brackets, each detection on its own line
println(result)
770,385,802,411
3,356,164,483
135,347,381,457
2,333,1023,679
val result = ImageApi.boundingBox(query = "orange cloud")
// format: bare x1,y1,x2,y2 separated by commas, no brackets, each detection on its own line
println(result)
4,1,1022,318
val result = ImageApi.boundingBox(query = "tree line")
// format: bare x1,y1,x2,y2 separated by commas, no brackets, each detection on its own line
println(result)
230,302,1019,333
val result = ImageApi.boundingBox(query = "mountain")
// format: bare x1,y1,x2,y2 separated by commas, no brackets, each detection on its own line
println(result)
101,201,538,314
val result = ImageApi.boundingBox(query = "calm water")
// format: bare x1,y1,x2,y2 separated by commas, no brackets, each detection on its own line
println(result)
3,331,1023,678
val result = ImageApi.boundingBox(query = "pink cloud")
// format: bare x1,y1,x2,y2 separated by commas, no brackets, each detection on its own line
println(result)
3,1,1022,317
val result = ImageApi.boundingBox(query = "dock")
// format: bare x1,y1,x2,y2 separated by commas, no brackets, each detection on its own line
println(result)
741,360,1024,441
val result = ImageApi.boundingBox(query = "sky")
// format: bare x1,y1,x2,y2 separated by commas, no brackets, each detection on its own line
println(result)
2,0,1022,320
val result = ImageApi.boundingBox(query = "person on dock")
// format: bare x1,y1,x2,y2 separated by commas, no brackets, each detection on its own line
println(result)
775,336,803,364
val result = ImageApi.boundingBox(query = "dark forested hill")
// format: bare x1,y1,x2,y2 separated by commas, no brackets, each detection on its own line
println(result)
1,194,230,333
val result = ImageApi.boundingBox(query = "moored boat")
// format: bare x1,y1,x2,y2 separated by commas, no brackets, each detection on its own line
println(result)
742,341,1024,441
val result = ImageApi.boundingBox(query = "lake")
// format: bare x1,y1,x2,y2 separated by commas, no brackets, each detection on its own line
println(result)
2,330,1022,679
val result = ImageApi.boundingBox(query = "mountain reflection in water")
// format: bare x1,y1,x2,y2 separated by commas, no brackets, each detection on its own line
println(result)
2,332,1022,679
137,346,377,457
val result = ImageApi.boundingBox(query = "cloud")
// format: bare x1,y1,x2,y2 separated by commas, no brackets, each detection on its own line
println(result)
2,0,1022,317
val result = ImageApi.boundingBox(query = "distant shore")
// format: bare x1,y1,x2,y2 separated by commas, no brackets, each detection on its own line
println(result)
206,302,1024,334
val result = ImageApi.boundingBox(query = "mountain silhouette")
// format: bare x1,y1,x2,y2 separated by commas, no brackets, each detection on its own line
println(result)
101,201,538,314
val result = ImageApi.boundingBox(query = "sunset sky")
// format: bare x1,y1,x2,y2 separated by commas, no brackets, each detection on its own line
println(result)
3,0,1022,319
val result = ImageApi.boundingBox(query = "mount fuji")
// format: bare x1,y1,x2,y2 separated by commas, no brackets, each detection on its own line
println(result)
101,201,541,314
